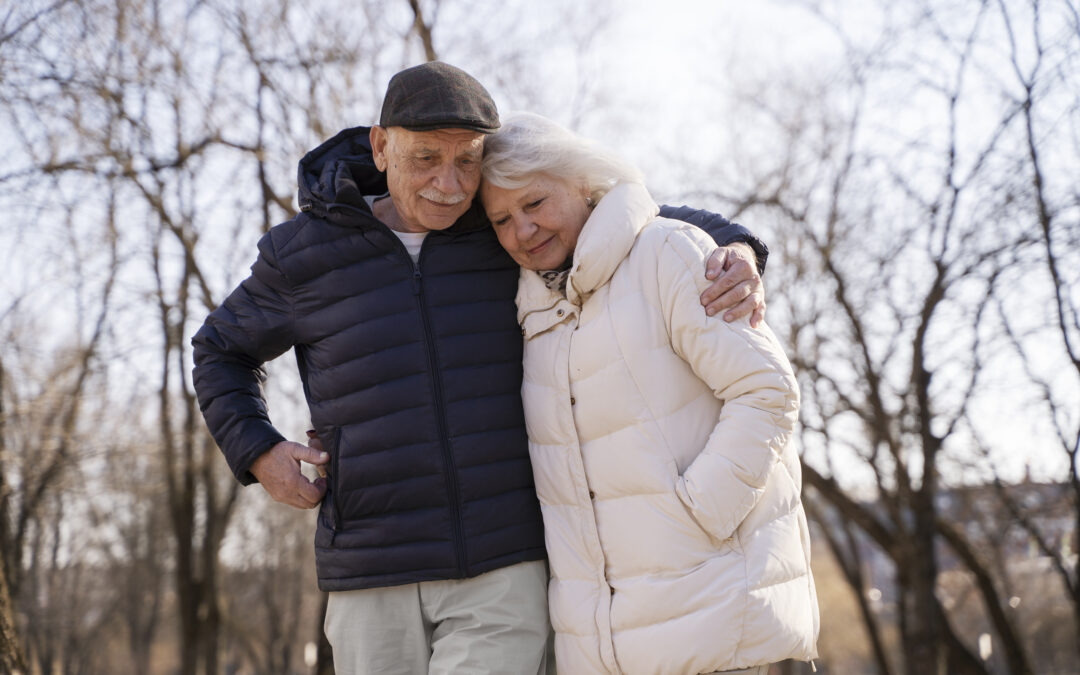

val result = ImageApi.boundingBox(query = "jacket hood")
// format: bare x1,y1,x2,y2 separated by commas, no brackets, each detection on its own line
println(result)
297,126,384,221
296,125,489,232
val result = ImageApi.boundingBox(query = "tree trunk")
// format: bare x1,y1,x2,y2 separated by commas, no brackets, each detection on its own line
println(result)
903,498,946,675
0,551,26,675
0,360,19,674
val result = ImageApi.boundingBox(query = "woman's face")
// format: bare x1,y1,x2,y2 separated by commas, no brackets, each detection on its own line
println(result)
480,173,592,271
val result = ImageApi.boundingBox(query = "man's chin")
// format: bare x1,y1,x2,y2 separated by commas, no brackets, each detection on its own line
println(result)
419,209,468,230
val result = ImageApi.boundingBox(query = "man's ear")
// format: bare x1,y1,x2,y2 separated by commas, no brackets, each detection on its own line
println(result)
370,126,389,172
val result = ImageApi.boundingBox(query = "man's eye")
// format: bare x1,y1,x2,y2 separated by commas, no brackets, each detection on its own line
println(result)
526,199,544,209
492,216,510,227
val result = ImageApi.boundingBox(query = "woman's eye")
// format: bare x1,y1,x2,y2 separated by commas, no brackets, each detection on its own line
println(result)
492,216,510,227
526,199,544,209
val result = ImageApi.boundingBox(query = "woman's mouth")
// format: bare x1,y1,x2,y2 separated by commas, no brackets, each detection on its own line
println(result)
527,237,554,255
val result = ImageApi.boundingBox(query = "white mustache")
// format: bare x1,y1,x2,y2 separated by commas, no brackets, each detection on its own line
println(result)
419,188,468,205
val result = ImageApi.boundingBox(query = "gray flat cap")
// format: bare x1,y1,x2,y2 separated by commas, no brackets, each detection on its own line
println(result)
379,62,500,134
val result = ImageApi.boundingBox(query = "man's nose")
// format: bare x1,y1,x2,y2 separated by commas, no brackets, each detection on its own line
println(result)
431,162,464,194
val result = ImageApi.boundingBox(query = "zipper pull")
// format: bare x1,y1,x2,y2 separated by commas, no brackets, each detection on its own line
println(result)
412,269,422,295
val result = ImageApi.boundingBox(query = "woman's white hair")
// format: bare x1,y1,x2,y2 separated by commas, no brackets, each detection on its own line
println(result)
482,112,644,204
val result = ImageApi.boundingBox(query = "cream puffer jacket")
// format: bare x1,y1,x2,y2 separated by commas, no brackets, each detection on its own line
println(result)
517,183,819,674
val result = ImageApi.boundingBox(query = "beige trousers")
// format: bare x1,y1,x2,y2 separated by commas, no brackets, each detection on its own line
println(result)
324,560,550,675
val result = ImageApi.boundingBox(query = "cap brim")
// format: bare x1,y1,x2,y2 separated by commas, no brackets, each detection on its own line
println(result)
394,121,500,134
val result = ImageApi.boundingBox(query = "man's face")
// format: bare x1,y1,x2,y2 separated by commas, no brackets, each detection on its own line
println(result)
370,126,485,232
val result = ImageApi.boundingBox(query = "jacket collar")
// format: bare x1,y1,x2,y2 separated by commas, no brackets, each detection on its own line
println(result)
566,182,658,304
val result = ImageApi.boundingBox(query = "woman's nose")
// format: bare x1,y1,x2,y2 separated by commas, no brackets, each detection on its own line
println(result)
513,214,536,238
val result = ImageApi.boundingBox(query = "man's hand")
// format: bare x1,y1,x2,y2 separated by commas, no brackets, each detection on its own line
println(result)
306,429,328,478
701,242,765,327
250,440,329,509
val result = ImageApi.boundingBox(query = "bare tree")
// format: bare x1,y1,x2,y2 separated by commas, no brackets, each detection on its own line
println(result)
82,431,171,674
679,1,1079,673
0,559,22,674
0,360,26,675
985,0,1080,647
216,499,317,674
0,0,631,671
0,206,117,672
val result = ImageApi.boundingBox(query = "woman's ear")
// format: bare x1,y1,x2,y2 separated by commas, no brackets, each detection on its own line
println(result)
579,181,592,205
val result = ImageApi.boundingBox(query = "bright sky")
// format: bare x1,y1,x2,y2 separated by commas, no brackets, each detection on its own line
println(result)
560,2,849,196
576,0,1077,487
2,0,1073,492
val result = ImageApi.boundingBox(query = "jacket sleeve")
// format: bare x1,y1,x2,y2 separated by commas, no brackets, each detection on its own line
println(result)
191,230,298,485
658,204,769,275
654,224,799,542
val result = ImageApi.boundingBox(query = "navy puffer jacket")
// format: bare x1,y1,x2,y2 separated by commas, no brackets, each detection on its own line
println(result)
192,126,767,591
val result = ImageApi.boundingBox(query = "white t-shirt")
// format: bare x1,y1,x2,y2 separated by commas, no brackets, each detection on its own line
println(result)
367,194,429,263
393,230,428,263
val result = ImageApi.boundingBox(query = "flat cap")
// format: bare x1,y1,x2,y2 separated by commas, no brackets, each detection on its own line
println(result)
379,62,500,134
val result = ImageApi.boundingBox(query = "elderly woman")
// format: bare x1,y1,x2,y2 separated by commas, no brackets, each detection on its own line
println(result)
480,113,819,675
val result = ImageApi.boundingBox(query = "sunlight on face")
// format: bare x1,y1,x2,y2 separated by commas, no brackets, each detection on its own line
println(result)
370,126,485,232
480,174,592,271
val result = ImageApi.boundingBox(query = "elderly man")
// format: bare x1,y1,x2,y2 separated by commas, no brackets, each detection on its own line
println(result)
192,62,767,674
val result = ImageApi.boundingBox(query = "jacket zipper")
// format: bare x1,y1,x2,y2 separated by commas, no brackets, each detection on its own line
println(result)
329,427,342,545
411,244,468,576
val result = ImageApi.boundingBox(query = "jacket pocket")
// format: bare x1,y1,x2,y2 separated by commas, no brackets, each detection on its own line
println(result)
669,459,729,549
323,427,343,537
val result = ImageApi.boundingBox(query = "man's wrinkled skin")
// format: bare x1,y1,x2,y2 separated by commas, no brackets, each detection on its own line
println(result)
250,437,329,509
702,242,765,328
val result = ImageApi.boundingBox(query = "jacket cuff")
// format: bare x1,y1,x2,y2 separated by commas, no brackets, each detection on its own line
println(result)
720,232,769,276
227,427,288,486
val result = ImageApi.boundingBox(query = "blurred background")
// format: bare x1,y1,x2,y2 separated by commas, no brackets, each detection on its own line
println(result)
1,0,1077,673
